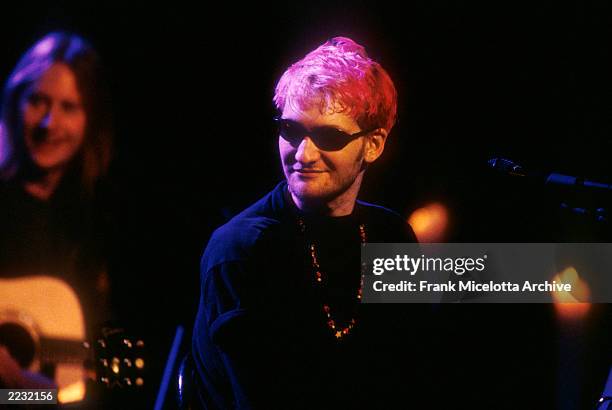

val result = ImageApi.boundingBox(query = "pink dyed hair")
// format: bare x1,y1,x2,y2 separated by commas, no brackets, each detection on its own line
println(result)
274,37,397,133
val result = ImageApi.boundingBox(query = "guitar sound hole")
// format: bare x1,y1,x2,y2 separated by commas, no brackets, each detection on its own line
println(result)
0,323,35,368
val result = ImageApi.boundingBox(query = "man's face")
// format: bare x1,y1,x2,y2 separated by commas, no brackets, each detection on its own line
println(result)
20,62,87,173
279,104,367,207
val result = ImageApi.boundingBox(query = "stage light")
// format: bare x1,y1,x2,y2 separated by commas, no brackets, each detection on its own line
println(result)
408,202,449,243
552,266,591,319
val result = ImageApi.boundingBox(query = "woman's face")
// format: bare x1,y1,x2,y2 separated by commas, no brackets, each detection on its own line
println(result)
20,62,86,173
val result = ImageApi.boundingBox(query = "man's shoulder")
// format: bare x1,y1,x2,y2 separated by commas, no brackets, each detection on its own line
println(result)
357,200,418,242
202,183,286,269
357,199,403,224
205,214,278,260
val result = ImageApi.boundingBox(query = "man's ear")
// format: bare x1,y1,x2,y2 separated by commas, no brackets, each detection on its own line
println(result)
363,128,389,164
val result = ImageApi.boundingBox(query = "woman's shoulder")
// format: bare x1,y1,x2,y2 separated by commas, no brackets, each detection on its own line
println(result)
0,179,29,209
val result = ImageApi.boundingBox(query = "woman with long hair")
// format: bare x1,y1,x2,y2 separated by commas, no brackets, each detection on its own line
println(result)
0,32,114,394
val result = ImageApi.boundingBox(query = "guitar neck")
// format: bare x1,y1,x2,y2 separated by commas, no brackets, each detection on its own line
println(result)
39,337,90,364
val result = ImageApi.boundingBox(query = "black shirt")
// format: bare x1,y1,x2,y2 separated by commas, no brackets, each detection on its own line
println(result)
0,177,111,338
192,182,436,409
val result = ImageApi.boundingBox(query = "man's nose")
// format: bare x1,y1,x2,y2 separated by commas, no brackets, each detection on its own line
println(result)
295,137,320,163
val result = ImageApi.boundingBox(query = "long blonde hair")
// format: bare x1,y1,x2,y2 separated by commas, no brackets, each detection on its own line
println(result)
0,32,113,194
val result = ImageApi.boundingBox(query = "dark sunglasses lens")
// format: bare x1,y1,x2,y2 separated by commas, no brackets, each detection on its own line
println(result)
276,119,358,151
277,120,306,144
311,128,354,151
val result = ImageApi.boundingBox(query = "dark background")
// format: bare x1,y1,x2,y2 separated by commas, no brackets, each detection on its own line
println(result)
0,1,610,408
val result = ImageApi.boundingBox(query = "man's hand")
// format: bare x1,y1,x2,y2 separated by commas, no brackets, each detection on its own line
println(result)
0,345,56,389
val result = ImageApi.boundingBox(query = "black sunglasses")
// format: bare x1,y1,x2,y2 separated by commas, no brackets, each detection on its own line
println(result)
274,117,376,151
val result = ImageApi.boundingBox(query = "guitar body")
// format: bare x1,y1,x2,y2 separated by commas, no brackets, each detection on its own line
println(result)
0,275,87,403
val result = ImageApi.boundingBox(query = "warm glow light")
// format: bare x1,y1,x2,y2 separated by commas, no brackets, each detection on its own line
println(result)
408,203,449,243
58,382,85,404
111,357,120,374
135,358,144,369
552,266,591,319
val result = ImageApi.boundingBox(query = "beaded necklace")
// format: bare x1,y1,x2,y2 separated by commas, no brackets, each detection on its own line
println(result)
298,218,366,340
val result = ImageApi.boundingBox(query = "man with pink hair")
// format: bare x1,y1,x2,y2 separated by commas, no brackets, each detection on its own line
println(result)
192,37,423,409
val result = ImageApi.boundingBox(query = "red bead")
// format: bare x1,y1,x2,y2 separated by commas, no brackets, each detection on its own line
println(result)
300,218,366,341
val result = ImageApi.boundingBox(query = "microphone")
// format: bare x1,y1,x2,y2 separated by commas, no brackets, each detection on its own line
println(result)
488,157,612,195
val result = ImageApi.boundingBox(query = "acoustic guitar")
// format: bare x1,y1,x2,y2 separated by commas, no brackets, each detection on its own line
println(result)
0,275,145,404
